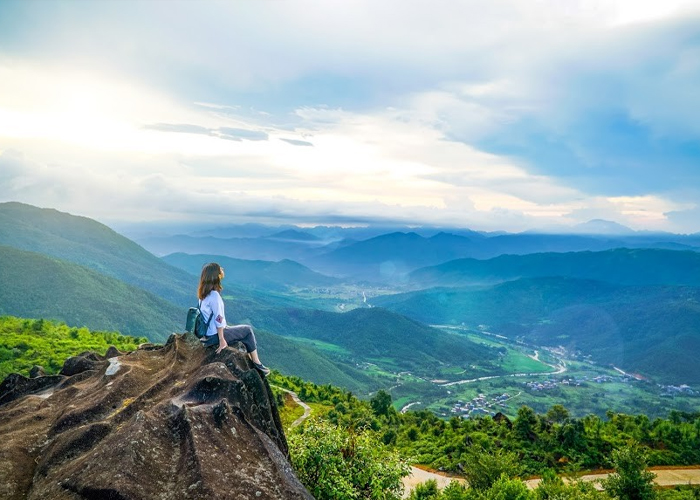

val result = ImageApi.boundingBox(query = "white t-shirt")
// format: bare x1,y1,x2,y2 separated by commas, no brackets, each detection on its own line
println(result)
200,290,227,337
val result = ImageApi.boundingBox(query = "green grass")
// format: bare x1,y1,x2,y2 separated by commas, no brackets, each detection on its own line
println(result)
499,350,553,373
392,396,416,409
438,366,468,375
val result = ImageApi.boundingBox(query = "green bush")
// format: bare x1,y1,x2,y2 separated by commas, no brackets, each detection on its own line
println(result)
288,418,410,500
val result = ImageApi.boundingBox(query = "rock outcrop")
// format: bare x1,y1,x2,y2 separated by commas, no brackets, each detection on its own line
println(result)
0,333,313,500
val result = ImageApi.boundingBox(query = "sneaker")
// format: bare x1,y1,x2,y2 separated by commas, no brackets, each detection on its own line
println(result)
253,362,270,377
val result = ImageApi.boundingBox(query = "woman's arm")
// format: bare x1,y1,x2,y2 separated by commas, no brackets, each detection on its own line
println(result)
215,326,228,354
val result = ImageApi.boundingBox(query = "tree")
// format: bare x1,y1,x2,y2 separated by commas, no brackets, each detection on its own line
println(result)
409,480,440,500
288,418,410,500
461,445,522,491
533,469,600,500
515,406,539,442
601,444,657,500
546,405,570,425
441,481,470,500
483,475,532,500
371,390,393,417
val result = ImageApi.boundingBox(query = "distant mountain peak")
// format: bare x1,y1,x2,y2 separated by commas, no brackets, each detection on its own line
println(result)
429,231,471,242
573,219,635,235
266,229,320,241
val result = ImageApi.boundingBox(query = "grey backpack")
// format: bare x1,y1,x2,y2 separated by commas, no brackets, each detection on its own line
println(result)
185,303,214,339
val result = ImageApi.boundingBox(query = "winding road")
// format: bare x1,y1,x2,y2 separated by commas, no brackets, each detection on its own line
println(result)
402,466,700,497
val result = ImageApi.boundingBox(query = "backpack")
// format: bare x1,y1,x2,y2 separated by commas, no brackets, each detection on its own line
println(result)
185,303,215,339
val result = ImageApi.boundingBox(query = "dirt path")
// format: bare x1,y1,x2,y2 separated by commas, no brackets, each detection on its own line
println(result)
402,466,700,496
402,467,465,496
273,386,312,428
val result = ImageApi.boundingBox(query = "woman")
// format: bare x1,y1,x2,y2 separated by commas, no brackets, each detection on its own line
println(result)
198,262,270,377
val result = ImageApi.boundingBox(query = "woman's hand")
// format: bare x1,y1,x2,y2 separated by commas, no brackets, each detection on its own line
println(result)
215,326,227,354
215,338,228,354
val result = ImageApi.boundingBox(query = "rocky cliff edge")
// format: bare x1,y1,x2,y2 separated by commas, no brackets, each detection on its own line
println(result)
0,333,313,500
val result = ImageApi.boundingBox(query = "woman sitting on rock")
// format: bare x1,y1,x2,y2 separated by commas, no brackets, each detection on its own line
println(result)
197,262,270,377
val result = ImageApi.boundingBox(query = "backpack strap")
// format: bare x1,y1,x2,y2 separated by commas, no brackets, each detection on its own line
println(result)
198,299,217,331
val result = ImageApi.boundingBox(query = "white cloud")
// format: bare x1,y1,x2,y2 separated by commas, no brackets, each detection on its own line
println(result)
2,91,690,232
1,1,699,233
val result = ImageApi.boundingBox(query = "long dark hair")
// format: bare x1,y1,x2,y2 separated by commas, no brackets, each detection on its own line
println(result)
198,262,223,300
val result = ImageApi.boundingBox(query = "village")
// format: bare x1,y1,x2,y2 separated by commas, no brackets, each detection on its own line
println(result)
450,393,514,418
447,374,645,418
524,374,623,391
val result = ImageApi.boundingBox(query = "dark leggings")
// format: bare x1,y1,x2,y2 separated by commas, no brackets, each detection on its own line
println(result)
223,324,258,353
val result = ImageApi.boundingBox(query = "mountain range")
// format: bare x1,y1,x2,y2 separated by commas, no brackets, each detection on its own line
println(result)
0,245,180,341
2,201,699,390
131,225,700,282
0,202,497,393
407,248,700,288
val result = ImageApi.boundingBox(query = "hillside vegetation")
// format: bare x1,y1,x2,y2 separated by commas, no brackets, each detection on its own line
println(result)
256,329,373,393
0,202,196,306
235,304,497,377
0,316,146,378
0,245,181,342
274,373,700,499
375,277,700,384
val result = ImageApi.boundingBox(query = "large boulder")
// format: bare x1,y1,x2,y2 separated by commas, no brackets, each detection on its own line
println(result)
0,333,313,500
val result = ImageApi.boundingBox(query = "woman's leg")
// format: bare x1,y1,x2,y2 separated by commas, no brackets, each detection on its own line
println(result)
223,325,265,364
223,325,269,376
223,324,257,352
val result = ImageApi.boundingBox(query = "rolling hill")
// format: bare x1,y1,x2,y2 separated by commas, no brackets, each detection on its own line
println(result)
408,248,700,288
374,277,700,384
254,329,373,393
162,253,339,291
0,245,181,342
229,304,498,377
0,202,196,306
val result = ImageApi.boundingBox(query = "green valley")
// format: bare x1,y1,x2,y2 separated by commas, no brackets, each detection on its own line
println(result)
373,277,700,385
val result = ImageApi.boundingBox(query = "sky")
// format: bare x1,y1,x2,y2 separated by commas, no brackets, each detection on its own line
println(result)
0,0,699,233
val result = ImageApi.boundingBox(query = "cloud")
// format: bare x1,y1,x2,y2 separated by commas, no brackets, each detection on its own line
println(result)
144,123,212,135
279,138,313,147
217,127,268,141
456,15,700,197
1,1,700,233
665,206,700,234
143,123,269,143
